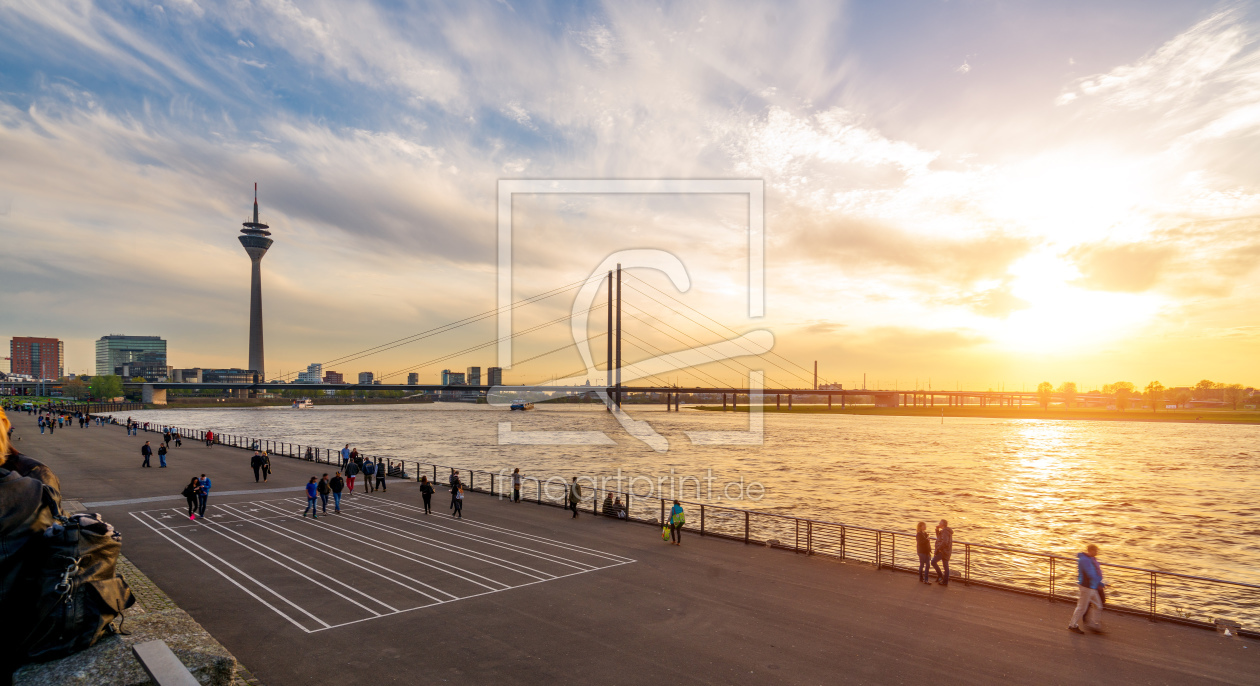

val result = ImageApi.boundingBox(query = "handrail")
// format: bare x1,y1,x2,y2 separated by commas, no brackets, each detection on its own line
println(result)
125,420,1260,633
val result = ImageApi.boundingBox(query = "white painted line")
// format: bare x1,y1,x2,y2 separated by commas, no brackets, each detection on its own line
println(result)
249,500,506,593
190,509,398,615
366,495,637,563
129,512,316,633
345,499,600,572
301,501,559,582
217,503,455,603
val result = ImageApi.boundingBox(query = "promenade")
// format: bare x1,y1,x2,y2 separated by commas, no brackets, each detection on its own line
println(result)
8,412,1258,685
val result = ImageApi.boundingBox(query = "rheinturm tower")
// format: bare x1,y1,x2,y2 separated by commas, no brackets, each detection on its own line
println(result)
238,184,272,381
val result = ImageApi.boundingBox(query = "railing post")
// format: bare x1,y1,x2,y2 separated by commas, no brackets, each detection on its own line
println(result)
807,521,813,555
1150,572,1157,622
876,531,881,570
795,519,799,553
660,498,664,525
700,504,705,536
965,544,971,586
744,511,749,544
840,525,846,560
1049,557,1055,602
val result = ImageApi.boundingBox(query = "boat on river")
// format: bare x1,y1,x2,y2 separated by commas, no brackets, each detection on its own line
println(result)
292,399,314,409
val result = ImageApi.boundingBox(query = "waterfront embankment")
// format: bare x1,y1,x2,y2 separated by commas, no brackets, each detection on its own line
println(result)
8,411,1260,685
694,404,1260,424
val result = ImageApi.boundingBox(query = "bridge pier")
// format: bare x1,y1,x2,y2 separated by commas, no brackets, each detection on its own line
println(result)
723,394,727,410
788,394,792,410
142,384,167,405
776,394,781,410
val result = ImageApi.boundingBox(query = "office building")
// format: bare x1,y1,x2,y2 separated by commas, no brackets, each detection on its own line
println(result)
297,363,322,384
95,335,167,378
487,367,503,387
466,366,481,386
202,368,256,383
9,337,64,380
407,372,419,385
358,372,374,384
171,368,203,383
323,371,344,384
441,370,465,385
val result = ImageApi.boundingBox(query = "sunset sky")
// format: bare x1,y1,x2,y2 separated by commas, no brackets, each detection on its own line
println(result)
2,0,1258,390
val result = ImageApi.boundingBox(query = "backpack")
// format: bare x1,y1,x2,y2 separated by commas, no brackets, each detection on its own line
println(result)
21,511,135,662
0,467,58,667
363,462,376,476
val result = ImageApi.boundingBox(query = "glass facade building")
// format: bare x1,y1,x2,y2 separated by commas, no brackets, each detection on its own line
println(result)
96,335,167,379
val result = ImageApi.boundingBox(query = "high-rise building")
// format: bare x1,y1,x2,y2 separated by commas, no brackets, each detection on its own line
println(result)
297,363,322,384
487,367,503,387
323,371,344,384
466,366,481,386
441,369,465,385
96,335,167,378
407,372,419,385
358,372,374,384
238,184,273,380
9,337,63,380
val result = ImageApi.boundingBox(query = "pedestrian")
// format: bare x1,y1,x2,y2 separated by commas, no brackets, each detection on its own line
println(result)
1068,544,1106,634
305,446,314,461
38,416,44,434
182,477,201,520
251,451,264,482
374,459,386,492
261,451,271,483
303,477,319,518
916,521,932,584
141,441,152,468
318,473,332,514
205,430,214,447
362,458,377,493
931,519,953,586
669,500,684,545
512,467,522,503
448,470,461,510
453,484,464,518
197,473,212,518
157,443,168,468
163,430,171,448
174,432,182,448
330,471,344,513
345,458,359,493
340,444,350,467
419,475,434,514
567,477,582,518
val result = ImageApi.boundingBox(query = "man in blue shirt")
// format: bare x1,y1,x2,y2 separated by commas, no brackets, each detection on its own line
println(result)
303,477,320,518
197,474,211,518
1068,544,1105,633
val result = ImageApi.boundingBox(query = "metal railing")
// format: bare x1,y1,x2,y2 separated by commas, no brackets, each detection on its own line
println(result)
134,421,1260,638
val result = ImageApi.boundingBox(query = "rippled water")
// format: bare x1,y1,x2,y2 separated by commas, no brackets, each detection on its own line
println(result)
128,404,1260,622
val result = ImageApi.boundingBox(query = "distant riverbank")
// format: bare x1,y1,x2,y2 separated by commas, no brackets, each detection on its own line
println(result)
691,404,1260,424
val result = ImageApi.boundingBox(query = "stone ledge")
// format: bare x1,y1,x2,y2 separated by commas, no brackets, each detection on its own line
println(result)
14,555,260,686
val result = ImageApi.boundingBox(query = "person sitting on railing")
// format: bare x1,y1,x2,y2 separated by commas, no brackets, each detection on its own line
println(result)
601,493,615,516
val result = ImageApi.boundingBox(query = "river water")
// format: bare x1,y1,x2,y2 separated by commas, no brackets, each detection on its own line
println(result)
128,404,1260,623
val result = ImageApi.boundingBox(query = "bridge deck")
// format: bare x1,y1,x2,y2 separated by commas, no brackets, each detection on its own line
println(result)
8,412,1257,685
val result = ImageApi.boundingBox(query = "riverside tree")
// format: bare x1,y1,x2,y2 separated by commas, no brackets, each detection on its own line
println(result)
1145,381,1165,411
1058,382,1078,409
1036,381,1054,409
89,374,124,400
1104,381,1135,410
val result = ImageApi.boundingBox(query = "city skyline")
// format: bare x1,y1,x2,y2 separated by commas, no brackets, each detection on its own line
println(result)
1,1,1259,388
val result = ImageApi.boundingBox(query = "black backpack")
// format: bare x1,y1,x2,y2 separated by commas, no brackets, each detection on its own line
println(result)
20,511,135,662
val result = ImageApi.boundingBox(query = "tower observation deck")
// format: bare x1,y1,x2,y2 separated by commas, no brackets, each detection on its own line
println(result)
239,183,272,382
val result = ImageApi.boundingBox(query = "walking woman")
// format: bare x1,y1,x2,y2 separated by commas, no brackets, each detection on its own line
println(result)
261,451,272,483
182,477,201,520
303,477,320,518
916,522,932,584
669,500,685,545
419,476,434,514
452,484,464,518
345,458,359,493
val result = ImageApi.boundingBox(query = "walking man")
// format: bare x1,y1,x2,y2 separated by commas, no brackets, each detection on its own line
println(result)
318,473,332,514
340,444,350,467
567,477,582,518
330,471,344,513
157,443,168,468
303,477,319,518
197,473,212,518
251,451,265,482
512,468,522,503
362,458,376,493
374,459,387,492
141,441,152,467
931,519,953,585
449,470,461,510
163,429,172,449
1068,544,1106,633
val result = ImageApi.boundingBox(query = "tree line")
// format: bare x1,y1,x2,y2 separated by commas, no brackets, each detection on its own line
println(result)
1033,379,1254,411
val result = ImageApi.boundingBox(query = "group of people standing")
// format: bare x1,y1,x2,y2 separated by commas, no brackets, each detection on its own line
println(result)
915,520,954,586
337,446,388,493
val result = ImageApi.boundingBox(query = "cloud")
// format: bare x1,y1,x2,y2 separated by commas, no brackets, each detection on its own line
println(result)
940,286,1031,318
1069,242,1177,292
